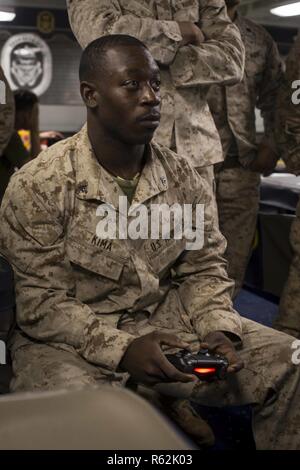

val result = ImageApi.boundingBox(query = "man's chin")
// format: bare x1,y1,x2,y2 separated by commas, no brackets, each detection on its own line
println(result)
125,132,156,145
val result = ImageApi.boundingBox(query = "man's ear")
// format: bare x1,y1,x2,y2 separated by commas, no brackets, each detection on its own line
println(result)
80,81,99,109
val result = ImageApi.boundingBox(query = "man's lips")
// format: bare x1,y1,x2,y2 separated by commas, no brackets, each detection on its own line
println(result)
139,112,161,123
138,113,160,129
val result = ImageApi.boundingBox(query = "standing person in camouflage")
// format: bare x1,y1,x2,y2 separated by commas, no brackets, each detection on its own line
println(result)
273,33,300,338
0,67,15,199
207,0,283,296
1,36,300,449
67,0,245,184
0,66,14,156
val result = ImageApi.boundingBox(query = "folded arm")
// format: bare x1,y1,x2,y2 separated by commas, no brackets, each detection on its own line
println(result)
67,0,183,65
170,0,245,87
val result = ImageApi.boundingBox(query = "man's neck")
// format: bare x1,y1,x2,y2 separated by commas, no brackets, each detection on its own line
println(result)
227,7,238,22
87,122,146,180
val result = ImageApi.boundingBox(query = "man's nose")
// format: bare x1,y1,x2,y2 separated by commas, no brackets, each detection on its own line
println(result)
141,84,161,106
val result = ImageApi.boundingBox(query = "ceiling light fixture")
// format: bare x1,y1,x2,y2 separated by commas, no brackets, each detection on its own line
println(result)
271,1,300,17
0,7,16,22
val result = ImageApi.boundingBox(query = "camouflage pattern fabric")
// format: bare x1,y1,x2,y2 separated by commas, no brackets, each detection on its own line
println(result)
207,14,283,168
215,166,260,296
67,0,245,168
207,15,283,294
1,126,300,449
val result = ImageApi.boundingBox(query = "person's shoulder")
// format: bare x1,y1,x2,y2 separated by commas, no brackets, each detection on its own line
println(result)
11,131,82,187
152,141,195,175
286,33,300,67
5,130,84,207
151,141,208,194
239,15,275,45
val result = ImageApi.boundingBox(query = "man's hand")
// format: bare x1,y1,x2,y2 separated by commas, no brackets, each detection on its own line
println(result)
119,331,197,385
203,331,244,374
177,22,205,47
249,141,279,176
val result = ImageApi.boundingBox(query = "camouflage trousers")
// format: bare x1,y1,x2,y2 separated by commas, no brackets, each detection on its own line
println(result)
215,166,260,297
196,164,219,226
274,198,300,337
10,317,300,450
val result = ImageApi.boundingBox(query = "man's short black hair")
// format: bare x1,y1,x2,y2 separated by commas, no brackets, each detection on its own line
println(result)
79,34,148,82
14,89,38,112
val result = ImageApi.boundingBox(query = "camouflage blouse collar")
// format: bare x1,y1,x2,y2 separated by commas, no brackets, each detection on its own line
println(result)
74,124,169,208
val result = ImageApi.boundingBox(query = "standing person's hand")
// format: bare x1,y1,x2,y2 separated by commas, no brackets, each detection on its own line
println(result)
177,22,205,46
119,331,197,385
249,140,279,176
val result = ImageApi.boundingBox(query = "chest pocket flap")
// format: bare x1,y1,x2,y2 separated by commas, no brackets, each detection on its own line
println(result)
67,240,124,281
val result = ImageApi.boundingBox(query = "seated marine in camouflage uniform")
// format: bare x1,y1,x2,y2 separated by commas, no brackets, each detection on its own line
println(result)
0,66,15,202
1,36,300,450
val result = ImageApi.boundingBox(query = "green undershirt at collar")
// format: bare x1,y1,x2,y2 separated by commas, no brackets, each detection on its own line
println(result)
113,173,140,204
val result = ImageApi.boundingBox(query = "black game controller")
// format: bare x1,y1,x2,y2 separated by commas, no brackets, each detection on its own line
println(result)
165,349,229,381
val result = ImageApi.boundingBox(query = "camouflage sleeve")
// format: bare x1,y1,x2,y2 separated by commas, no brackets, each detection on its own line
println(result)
152,167,243,342
169,0,245,88
0,172,136,371
67,0,183,65
276,34,300,174
256,32,284,147
0,66,15,156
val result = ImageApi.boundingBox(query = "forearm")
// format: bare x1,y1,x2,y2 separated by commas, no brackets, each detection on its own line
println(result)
170,1,245,87
258,39,284,145
14,276,135,370
67,0,183,65
176,234,243,341
153,173,243,341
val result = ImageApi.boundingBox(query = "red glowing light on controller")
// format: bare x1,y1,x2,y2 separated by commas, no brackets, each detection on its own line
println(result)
193,367,216,375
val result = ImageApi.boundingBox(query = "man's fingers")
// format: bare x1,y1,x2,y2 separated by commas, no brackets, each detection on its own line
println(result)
199,342,209,350
209,342,244,374
160,355,196,383
220,348,244,373
227,359,244,374
155,332,189,350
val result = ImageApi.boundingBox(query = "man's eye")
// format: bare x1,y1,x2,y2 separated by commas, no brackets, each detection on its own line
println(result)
123,80,139,89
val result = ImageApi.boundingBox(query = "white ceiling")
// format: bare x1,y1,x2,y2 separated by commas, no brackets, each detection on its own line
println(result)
240,0,300,28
